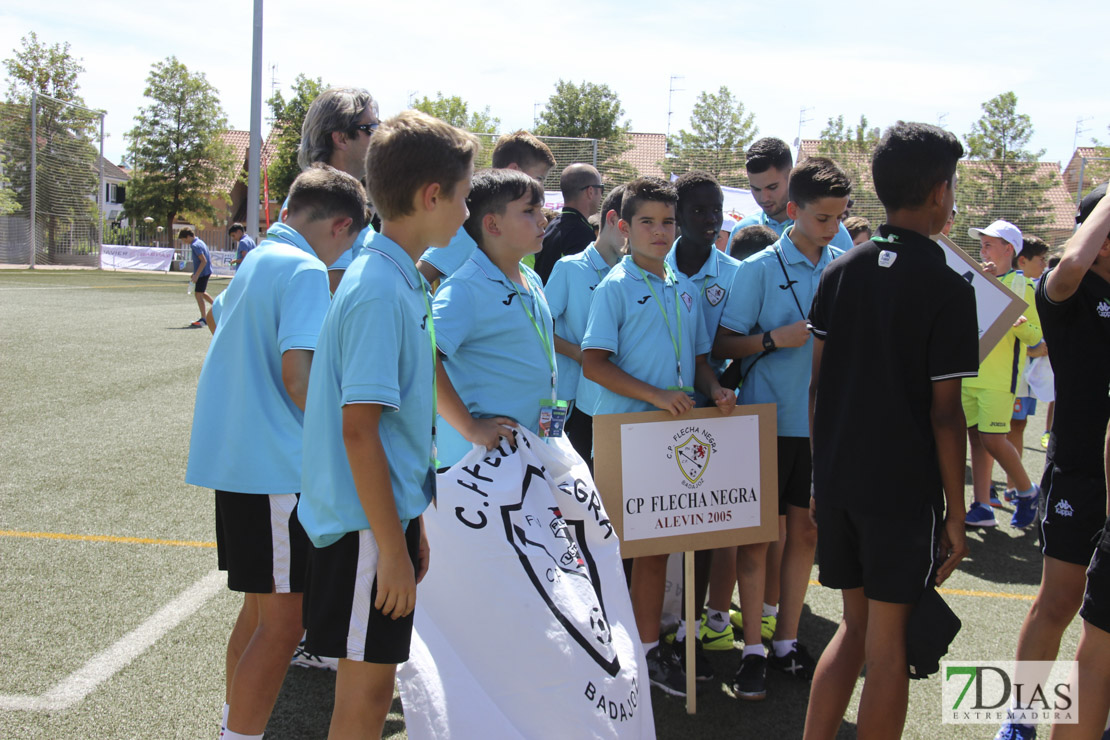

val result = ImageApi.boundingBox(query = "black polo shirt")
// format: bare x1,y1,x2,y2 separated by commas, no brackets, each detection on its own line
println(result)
808,225,978,514
535,207,595,283
1037,269,1110,479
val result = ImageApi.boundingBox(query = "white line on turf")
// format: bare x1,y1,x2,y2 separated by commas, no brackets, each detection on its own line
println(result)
0,569,224,712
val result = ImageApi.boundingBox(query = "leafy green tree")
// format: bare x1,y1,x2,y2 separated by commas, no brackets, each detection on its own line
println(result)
661,86,757,187
124,57,237,235
957,91,1054,251
535,80,629,140
2,32,99,249
0,142,19,215
1082,124,1110,196
817,114,883,226
266,73,326,204
412,92,499,134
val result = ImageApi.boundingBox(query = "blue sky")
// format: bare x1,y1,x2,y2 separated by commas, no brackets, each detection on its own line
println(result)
3,0,1108,170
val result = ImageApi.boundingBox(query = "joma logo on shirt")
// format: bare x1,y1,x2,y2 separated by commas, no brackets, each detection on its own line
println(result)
636,295,651,305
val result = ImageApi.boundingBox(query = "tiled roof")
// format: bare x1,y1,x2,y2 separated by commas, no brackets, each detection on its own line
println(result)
216,129,279,192
1062,147,1109,194
618,132,666,178
97,155,129,181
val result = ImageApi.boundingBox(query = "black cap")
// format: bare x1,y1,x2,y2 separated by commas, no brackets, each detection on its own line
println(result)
1077,183,1108,225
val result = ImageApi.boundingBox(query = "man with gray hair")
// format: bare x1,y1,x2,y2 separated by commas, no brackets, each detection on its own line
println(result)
534,163,604,283
296,87,379,292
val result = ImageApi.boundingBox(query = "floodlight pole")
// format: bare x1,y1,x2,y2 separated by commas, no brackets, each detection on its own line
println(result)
98,112,105,251
29,90,36,269
246,0,264,242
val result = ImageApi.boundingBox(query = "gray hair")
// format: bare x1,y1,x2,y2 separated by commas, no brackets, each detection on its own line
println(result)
297,87,378,169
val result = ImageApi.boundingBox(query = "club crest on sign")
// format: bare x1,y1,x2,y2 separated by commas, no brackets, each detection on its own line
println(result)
674,434,711,485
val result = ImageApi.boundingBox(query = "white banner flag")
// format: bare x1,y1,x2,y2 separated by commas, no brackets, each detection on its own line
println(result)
399,428,655,739
99,244,175,272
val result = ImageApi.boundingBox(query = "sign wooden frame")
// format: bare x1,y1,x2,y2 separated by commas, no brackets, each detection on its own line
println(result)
592,404,779,559
934,233,1029,364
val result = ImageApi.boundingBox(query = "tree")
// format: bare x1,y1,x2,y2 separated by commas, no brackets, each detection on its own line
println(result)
124,57,237,235
958,91,1054,251
2,32,100,252
661,86,757,187
817,114,883,226
266,73,326,204
0,142,19,215
1082,124,1110,196
535,80,629,140
412,92,499,134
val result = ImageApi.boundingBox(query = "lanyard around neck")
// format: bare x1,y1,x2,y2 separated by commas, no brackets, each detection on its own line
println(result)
507,271,557,398
635,262,684,383
419,284,438,464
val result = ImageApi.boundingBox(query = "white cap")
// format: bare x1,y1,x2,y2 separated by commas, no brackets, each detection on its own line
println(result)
968,219,1022,251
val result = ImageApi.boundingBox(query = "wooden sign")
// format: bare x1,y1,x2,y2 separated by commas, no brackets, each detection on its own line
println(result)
593,404,779,559
934,234,1029,364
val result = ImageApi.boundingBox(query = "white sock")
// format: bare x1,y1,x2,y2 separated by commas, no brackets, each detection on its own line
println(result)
1018,484,1037,498
643,640,659,654
705,608,729,631
221,731,263,740
742,644,766,659
221,703,230,732
762,602,778,618
773,639,797,658
675,620,687,641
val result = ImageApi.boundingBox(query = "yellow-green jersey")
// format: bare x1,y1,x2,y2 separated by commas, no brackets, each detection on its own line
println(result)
964,271,1042,392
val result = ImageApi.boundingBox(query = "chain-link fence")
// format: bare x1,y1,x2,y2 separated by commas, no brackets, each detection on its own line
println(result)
0,93,104,266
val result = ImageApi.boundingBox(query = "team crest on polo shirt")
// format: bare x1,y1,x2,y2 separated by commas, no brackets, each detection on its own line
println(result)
878,250,897,268
680,291,694,311
705,283,725,306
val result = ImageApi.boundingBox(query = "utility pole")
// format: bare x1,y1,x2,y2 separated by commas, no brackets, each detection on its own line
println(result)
246,0,263,241
793,106,813,151
666,75,684,152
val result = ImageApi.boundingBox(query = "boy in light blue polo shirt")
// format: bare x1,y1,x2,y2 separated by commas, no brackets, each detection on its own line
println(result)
714,156,851,689
298,111,479,738
546,184,627,463
416,130,555,284
432,168,558,468
184,164,369,739
728,137,855,252
582,177,735,698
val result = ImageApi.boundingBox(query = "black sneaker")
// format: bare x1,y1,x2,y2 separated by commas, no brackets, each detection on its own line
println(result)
733,653,767,701
769,642,816,680
645,644,686,697
673,637,714,682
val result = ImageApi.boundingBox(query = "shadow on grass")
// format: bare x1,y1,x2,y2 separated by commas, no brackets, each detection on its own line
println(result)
267,667,408,739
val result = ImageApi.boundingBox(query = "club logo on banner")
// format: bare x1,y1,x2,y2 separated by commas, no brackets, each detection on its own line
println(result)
672,431,712,487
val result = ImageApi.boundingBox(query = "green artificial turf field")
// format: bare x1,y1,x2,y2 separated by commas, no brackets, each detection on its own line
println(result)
0,269,1079,739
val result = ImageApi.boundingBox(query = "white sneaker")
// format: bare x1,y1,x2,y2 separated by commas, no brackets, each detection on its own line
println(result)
290,640,338,671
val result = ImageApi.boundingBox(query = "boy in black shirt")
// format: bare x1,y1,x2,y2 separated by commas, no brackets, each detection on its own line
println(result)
803,122,977,739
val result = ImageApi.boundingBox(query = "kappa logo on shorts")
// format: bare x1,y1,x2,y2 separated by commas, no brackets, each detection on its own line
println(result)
705,283,725,306
680,291,694,311
503,463,620,677
1098,300,1110,319
1054,499,1074,518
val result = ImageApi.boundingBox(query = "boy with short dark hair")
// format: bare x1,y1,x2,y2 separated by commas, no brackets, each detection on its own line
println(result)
803,122,977,739
180,227,214,326
582,177,736,697
714,156,851,693
416,130,555,283
229,222,256,266
729,224,778,261
431,168,556,468
185,163,370,740
547,184,627,463
729,138,856,252
298,111,479,737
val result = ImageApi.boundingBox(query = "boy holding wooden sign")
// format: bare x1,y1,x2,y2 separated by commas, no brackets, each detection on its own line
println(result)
582,177,735,697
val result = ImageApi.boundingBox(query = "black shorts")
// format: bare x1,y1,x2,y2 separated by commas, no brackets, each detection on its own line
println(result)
777,437,812,515
1039,464,1107,566
215,490,308,594
194,274,210,294
816,501,941,604
303,518,422,664
565,403,593,467
1081,519,1110,634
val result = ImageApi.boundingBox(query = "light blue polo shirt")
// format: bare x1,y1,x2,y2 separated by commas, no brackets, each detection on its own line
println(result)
730,210,854,252
236,233,256,260
185,222,330,493
299,232,436,547
719,228,842,437
582,255,711,416
546,243,613,406
191,238,213,277
419,225,476,279
433,248,556,466
665,242,741,379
